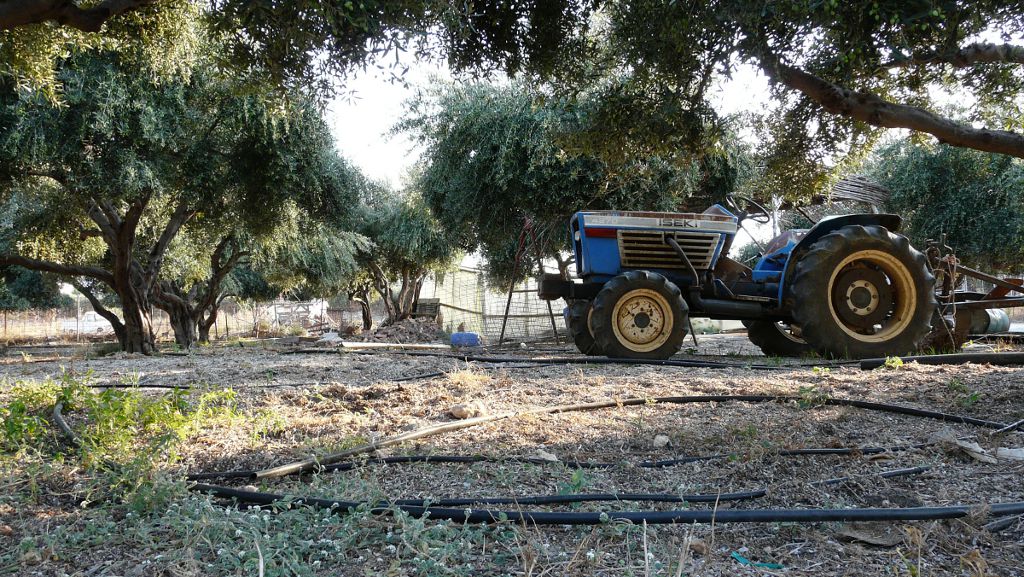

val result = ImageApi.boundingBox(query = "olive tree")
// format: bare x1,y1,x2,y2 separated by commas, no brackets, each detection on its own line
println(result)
0,52,351,352
400,80,748,284
871,139,1024,271
350,184,458,325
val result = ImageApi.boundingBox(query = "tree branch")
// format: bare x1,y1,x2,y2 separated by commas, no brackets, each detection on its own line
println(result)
152,279,188,310
121,191,152,243
24,169,66,184
85,202,119,246
0,0,159,32
764,60,1024,159
70,279,124,336
0,254,114,284
883,42,1024,69
197,237,247,313
144,201,194,285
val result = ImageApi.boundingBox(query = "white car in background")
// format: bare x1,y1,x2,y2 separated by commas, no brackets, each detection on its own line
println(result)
61,311,114,334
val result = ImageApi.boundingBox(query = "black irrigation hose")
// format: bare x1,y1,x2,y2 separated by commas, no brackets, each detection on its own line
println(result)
194,467,931,510
392,490,768,507
256,394,1009,478
861,352,1024,370
345,347,862,370
190,483,1024,525
993,418,1024,435
396,466,930,507
188,445,934,482
391,364,556,383
291,347,789,371
55,396,1012,528
644,443,935,468
89,383,192,390
203,466,931,509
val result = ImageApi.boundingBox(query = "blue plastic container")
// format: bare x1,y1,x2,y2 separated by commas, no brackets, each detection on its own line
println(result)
451,332,482,347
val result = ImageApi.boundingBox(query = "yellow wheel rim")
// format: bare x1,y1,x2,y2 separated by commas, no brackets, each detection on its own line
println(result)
611,288,674,353
827,249,916,343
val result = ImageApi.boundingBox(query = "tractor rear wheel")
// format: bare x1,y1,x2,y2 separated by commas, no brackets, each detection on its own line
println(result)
591,271,688,359
791,225,936,359
567,300,603,356
746,320,814,357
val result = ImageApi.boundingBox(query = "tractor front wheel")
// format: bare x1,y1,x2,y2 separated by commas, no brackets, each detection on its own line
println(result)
591,271,688,359
791,225,936,359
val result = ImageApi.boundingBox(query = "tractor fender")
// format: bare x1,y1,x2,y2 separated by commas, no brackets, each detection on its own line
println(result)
778,213,903,304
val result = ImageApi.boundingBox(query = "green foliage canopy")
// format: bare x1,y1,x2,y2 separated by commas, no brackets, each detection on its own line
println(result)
0,50,361,350
400,81,750,283
872,140,1024,270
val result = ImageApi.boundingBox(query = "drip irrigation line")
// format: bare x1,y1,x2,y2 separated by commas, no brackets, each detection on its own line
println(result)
344,348,862,370
54,396,1003,530
187,445,933,481
192,466,928,510
985,514,1024,533
89,383,192,390
391,371,446,383
190,483,1024,525
992,418,1024,435
392,490,768,507
255,394,1007,479
388,466,930,507
861,352,1024,370
391,364,556,383
290,347,788,371
644,443,935,468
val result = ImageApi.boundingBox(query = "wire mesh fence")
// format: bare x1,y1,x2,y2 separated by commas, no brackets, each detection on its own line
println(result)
0,299,349,344
425,267,568,343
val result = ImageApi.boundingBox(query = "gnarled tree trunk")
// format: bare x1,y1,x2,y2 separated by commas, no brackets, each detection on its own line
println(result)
198,306,219,343
347,281,374,330
152,236,246,348
368,263,428,326
162,297,198,349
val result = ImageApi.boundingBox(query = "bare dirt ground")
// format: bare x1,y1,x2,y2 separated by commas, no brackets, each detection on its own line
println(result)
1,334,1023,576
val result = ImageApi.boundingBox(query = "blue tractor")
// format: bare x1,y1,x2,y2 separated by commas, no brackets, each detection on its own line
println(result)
538,195,937,360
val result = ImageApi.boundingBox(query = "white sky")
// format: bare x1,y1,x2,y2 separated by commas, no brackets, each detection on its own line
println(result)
327,61,772,187
326,59,451,188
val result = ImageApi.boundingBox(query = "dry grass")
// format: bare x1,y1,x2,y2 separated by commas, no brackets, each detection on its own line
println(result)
1,336,1023,576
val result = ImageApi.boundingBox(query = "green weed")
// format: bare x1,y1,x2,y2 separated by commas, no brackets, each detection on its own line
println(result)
557,468,592,494
883,356,905,370
946,378,982,408
1,371,238,508
797,385,830,408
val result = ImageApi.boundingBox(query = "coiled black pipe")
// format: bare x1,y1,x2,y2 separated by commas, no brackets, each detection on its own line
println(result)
190,483,1024,525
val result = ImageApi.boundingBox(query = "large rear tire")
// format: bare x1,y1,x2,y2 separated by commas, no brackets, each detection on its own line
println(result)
567,300,603,356
746,320,814,357
591,271,688,360
790,225,936,359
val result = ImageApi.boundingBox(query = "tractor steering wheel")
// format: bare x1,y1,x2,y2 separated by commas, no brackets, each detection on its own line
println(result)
726,194,771,224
